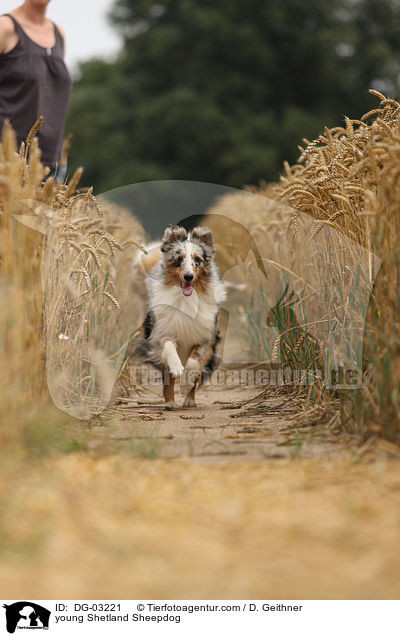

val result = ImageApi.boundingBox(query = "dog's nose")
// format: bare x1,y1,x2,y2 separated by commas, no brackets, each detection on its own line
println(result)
184,273,193,282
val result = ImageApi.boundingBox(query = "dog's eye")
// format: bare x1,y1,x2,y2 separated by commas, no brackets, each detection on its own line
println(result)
172,256,183,267
194,256,202,266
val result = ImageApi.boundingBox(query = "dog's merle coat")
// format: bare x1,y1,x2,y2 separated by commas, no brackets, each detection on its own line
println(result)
135,225,226,408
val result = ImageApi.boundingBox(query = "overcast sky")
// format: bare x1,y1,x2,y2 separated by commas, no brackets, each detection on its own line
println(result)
2,0,122,73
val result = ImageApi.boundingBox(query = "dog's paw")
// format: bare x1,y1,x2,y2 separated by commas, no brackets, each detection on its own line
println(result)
182,397,198,409
165,400,178,410
168,361,184,378
183,358,201,383
185,357,201,373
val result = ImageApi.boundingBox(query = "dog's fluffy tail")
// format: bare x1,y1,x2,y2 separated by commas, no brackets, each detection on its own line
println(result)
223,281,246,294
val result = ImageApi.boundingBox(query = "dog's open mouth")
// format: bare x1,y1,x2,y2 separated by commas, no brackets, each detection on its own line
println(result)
181,280,194,296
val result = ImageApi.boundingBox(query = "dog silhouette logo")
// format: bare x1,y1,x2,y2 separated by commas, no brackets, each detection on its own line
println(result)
3,602,50,633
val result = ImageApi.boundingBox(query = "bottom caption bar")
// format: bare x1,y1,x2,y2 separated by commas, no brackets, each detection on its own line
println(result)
1,600,399,634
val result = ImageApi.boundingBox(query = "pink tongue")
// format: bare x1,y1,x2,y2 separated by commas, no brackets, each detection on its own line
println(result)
181,281,194,296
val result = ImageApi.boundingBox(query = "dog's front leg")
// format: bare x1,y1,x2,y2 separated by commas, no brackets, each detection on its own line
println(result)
163,373,176,410
160,339,183,409
182,344,210,408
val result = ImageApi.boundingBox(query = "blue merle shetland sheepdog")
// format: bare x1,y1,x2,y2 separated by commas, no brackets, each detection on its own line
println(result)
135,225,226,409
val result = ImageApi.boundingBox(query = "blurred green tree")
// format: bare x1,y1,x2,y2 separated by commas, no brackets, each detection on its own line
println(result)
66,0,400,192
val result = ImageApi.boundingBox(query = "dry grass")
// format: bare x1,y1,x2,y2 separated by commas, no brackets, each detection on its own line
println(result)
269,90,400,440
207,90,400,441
0,120,146,448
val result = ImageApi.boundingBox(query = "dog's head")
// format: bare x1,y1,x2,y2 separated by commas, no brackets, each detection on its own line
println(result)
160,225,216,296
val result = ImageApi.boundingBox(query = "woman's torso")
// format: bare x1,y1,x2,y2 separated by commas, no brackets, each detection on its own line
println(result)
0,14,72,169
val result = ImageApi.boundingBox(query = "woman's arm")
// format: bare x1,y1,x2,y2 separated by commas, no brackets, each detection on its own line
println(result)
0,16,18,55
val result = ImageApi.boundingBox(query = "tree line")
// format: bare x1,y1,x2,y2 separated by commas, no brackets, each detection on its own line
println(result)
66,0,400,194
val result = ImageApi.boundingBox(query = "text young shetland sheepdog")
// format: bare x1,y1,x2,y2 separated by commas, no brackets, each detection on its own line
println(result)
135,225,226,409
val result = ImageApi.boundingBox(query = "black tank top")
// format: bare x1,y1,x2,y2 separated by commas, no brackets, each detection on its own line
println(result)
0,14,72,170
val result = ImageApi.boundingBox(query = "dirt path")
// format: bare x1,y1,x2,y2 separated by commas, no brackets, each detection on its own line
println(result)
2,376,400,600
76,381,356,462
2,443,400,599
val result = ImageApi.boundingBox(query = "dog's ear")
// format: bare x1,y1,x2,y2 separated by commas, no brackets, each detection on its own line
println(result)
160,225,188,252
191,226,215,254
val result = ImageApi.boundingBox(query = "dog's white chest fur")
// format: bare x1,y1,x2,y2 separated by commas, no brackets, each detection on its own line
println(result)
146,273,225,362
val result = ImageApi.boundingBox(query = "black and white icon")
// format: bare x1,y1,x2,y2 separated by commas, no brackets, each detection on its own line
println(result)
3,602,50,633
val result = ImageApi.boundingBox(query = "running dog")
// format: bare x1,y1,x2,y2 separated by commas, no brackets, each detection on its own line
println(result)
135,225,226,409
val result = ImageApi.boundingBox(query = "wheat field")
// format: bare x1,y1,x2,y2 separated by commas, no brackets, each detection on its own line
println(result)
206,89,400,440
1,95,400,599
